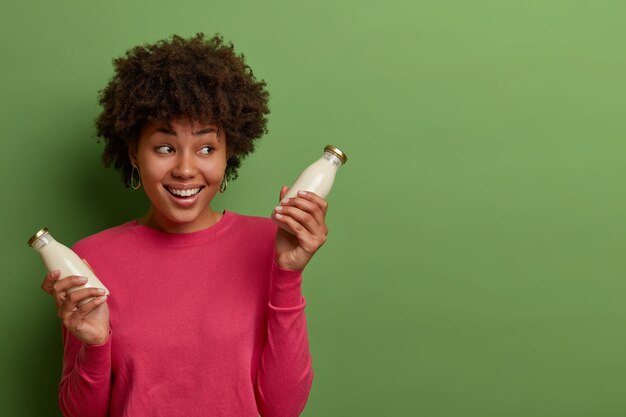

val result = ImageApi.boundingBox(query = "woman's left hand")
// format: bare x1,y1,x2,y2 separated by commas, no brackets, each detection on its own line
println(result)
272,186,329,271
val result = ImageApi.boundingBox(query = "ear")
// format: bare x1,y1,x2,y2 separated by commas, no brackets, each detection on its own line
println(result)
217,127,227,152
128,144,138,167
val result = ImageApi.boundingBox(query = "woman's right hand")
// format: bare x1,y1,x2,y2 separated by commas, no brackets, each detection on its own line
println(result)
41,270,110,345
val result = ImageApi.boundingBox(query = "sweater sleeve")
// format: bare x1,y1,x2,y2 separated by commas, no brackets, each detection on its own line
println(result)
255,262,314,417
58,327,112,417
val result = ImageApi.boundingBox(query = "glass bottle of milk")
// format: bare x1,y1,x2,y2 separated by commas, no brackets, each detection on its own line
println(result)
28,228,110,304
283,145,348,199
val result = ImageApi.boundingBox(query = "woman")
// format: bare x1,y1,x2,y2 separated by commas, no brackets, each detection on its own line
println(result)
40,33,326,417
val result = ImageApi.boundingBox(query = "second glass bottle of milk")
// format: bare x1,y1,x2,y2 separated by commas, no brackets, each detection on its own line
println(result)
283,145,348,199
28,228,110,304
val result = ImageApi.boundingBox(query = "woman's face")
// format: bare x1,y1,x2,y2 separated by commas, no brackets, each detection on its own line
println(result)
131,119,228,233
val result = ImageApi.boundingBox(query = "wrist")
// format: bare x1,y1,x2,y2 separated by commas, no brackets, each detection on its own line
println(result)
274,253,308,271
271,261,304,307
85,328,111,346
275,259,304,271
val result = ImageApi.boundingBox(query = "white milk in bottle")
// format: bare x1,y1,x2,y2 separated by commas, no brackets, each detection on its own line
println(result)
283,145,348,199
28,228,110,304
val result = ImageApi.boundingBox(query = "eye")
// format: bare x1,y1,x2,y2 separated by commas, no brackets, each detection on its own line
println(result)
199,146,215,155
155,145,174,154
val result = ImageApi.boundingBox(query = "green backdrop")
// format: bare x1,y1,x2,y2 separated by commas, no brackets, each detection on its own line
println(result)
2,1,626,416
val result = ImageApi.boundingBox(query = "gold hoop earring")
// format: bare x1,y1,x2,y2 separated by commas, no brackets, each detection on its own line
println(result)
131,164,142,190
219,176,228,193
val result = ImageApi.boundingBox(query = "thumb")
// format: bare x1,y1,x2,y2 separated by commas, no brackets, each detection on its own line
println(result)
278,186,289,201
82,258,94,273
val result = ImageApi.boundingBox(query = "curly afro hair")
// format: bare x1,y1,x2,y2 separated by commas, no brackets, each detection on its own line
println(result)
96,33,270,187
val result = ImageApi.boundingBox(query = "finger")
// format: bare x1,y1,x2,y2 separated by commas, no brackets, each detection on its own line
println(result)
274,205,326,237
52,276,88,308
58,298,77,320
53,275,88,293
272,209,312,238
63,295,108,336
59,287,106,319
278,186,289,201
271,213,297,235
275,193,329,236
73,294,108,320
277,196,327,232
41,270,61,294
272,211,325,253
289,191,328,215
303,191,329,215
68,287,107,307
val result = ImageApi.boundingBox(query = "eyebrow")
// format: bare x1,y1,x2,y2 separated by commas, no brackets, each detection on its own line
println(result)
192,127,218,136
155,125,218,136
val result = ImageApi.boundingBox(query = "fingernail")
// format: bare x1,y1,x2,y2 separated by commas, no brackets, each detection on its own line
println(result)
280,198,289,204
51,270,61,277
298,191,308,196
99,296,108,302
274,206,283,212
275,213,284,219
78,276,88,283
97,288,106,294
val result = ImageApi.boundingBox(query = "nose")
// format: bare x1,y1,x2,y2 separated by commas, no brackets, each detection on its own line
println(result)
171,151,198,179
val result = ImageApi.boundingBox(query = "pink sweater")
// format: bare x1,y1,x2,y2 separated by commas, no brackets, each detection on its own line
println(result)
60,211,313,417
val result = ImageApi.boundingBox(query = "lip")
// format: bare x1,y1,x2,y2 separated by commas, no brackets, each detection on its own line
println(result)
163,184,205,207
164,184,205,191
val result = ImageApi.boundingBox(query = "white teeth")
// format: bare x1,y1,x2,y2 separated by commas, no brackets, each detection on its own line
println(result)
169,187,201,197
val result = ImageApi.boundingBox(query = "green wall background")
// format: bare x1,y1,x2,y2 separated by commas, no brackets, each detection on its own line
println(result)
2,1,626,416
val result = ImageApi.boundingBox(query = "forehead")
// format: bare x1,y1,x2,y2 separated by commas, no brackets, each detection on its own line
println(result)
149,118,218,130
139,119,221,138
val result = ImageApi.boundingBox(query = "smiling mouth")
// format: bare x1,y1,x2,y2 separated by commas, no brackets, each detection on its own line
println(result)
165,186,204,198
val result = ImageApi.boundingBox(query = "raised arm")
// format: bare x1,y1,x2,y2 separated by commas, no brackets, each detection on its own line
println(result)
41,267,112,417
255,264,313,417
254,187,329,416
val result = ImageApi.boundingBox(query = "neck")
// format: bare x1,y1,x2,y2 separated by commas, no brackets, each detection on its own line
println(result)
139,208,223,234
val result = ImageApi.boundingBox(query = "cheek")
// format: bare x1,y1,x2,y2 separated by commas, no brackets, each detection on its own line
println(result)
138,162,167,189
205,158,227,179
205,168,225,183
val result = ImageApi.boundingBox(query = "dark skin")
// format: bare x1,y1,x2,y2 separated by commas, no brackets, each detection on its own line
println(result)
44,34,318,347
41,264,110,345
273,187,329,270
40,184,329,346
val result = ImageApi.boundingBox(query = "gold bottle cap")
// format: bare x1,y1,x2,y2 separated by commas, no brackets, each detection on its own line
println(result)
27,227,50,247
324,145,348,165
